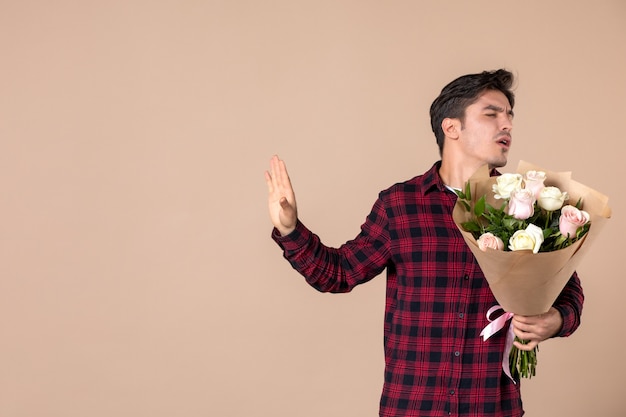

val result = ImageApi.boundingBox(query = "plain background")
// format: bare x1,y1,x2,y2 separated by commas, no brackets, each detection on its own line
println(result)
1,1,624,416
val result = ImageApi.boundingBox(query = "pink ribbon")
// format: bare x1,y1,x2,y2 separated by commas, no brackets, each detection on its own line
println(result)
480,305,516,383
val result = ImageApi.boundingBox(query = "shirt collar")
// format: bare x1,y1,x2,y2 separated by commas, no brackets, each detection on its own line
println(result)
421,161,501,196
421,161,447,195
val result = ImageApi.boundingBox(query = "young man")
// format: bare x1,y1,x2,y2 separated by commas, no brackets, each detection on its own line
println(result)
264,69,583,417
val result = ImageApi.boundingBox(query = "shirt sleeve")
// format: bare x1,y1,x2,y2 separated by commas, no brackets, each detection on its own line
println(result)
552,271,584,337
271,195,391,293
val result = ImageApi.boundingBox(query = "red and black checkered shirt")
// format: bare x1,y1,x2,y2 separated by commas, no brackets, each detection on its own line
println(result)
272,161,584,417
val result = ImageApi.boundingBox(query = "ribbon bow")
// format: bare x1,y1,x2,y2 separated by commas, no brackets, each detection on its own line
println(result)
480,305,516,383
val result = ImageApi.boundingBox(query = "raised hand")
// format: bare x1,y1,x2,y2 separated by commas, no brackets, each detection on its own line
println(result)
265,155,298,236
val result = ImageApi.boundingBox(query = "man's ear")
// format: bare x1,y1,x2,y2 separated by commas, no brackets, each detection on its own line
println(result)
442,118,461,140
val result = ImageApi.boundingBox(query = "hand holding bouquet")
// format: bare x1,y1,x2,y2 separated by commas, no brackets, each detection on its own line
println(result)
452,161,611,380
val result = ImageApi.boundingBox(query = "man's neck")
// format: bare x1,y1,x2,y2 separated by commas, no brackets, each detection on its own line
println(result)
438,158,488,189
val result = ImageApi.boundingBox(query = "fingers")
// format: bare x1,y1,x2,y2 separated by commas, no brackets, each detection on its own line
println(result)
513,339,538,351
264,170,274,193
512,321,540,351
512,324,536,342
511,315,542,349
267,155,289,191
511,317,533,334
511,308,562,343
272,156,296,206
265,156,279,183
271,155,292,190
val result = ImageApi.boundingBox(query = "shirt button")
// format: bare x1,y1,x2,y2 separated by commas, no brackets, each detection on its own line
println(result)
450,389,455,395
454,351,460,357
458,313,464,319
464,274,469,280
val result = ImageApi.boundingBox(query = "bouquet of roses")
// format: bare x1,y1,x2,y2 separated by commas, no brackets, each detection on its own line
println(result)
452,161,611,380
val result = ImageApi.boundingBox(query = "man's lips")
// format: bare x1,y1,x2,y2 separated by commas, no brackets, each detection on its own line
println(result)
497,134,512,149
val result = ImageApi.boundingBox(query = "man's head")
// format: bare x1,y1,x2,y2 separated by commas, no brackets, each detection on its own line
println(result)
430,69,515,156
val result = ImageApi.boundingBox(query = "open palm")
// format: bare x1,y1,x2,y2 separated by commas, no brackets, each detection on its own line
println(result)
265,155,298,236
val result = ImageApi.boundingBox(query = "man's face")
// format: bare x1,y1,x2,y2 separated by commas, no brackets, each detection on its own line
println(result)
458,90,513,169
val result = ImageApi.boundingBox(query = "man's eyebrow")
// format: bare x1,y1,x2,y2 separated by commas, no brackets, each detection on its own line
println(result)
484,104,514,117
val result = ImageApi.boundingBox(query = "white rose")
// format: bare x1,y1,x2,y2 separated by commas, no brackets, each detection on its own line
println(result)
492,173,523,200
508,223,545,253
538,186,569,211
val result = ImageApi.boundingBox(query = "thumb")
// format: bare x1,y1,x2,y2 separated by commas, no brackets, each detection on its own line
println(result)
279,196,297,219
277,197,298,234
279,197,293,210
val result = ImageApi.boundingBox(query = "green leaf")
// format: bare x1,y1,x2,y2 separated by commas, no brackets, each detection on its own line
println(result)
461,221,482,232
485,202,497,213
465,181,472,201
502,218,518,230
548,229,561,238
474,196,486,217
578,223,591,238
554,234,568,247
543,228,553,239
575,197,583,209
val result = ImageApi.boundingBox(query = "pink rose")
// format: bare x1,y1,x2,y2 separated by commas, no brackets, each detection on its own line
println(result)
507,188,535,220
559,205,590,238
523,170,546,200
477,232,504,252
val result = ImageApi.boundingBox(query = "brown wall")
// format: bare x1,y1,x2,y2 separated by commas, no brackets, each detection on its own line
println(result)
1,1,624,416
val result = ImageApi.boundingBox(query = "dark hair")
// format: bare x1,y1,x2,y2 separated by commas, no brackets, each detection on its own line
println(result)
429,69,515,154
